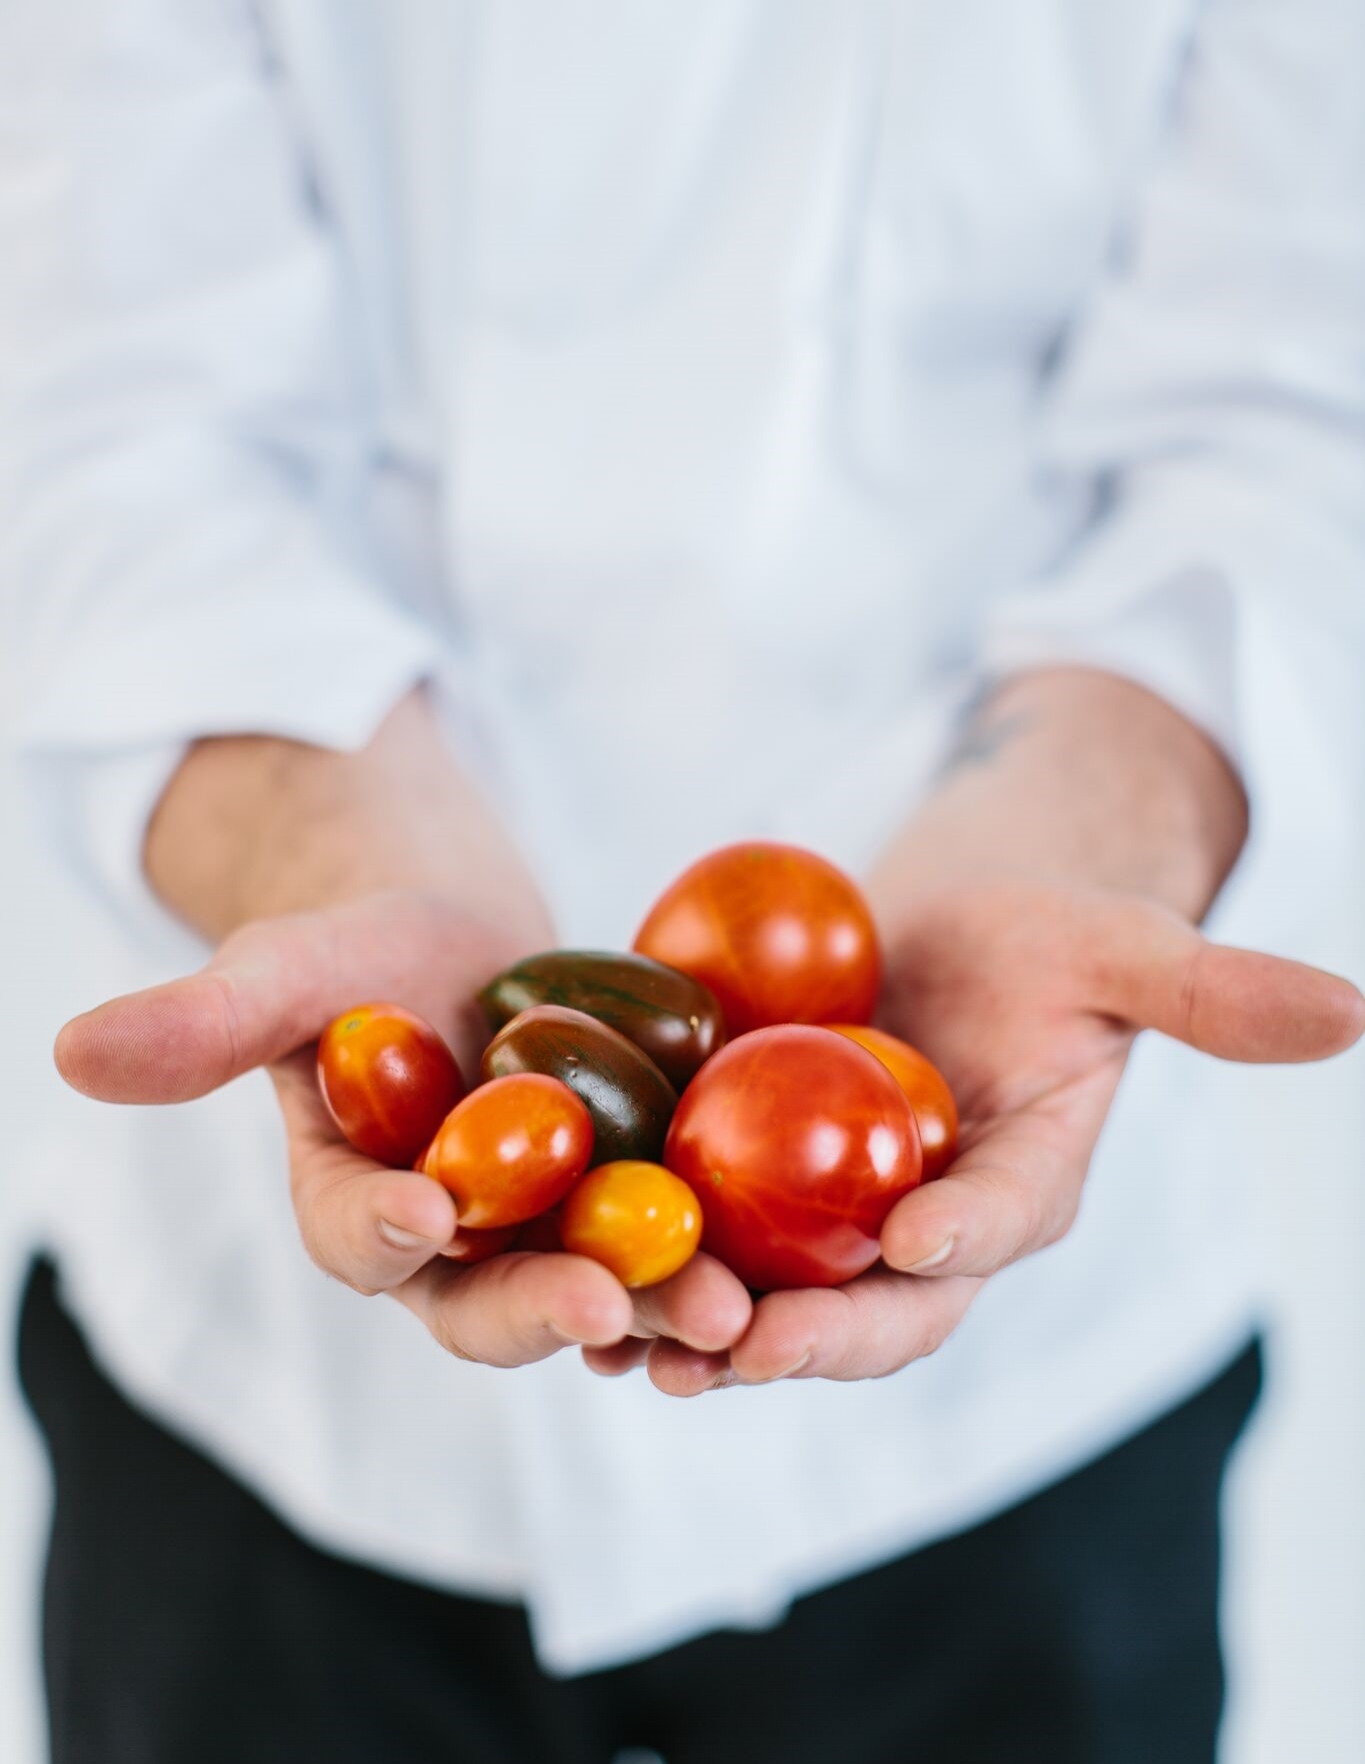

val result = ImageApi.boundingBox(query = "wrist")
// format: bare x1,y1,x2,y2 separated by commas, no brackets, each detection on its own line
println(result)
868,668,1248,925
143,691,554,948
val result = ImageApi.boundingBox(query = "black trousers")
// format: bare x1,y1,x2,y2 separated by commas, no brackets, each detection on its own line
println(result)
17,1258,1261,1764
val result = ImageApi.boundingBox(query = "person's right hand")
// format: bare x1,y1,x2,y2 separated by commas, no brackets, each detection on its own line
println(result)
54,889,753,1370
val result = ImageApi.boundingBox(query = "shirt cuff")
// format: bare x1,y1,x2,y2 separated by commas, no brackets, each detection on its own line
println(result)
976,467,1265,779
980,560,1242,776
18,609,440,944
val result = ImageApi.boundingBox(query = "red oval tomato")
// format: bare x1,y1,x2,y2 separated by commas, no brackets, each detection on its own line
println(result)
664,1025,922,1291
514,1207,565,1254
317,1003,466,1166
421,1074,593,1229
633,842,881,1036
823,1024,959,1180
560,1161,703,1288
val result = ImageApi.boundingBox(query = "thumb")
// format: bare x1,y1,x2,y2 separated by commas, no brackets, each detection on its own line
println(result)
54,911,354,1104
1101,908,1365,1064
52,895,473,1105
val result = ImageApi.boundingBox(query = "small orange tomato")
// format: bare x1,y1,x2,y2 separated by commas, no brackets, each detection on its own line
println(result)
560,1161,702,1288
436,1224,520,1264
421,1074,593,1229
317,1003,466,1166
823,1024,959,1180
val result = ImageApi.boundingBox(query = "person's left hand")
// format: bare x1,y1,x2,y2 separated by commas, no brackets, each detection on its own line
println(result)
617,879,1364,1394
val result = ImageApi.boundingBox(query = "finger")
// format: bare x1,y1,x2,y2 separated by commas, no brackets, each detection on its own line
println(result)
394,1252,634,1369
729,1269,981,1384
273,1056,456,1292
627,1253,753,1353
53,893,490,1104
647,1342,735,1397
1098,907,1365,1064
880,1062,1121,1279
582,1339,652,1377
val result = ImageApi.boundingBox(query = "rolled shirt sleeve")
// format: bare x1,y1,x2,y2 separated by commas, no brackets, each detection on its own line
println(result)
980,0,1365,799
0,0,441,927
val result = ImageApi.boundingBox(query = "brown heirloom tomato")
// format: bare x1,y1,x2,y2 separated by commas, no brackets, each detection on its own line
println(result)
665,1025,922,1291
560,1161,702,1288
633,842,881,1036
479,949,724,1090
823,1024,959,1180
421,1073,592,1229
481,1005,677,1165
317,1003,466,1166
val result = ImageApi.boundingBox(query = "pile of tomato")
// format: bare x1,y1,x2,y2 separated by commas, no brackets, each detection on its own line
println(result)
317,842,958,1292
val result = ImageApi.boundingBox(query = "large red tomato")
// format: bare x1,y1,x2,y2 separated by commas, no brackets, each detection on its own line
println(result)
664,1026,922,1291
633,842,881,1037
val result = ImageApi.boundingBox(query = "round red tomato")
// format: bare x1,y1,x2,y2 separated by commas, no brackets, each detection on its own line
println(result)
664,1026,922,1290
421,1073,593,1229
317,1002,466,1166
823,1024,959,1180
560,1161,702,1288
633,842,881,1037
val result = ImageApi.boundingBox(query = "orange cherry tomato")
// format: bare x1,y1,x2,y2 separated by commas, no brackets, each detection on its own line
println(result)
560,1161,703,1289
437,1225,520,1264
317,1003,466,1166
634,841,881,1036
823,1025,959,1180
420,1073,593,1229
665,1025,922,1291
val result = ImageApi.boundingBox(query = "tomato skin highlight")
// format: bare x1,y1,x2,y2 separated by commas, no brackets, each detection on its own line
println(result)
481,1005,677,1165
479,949,725,1090
317,1003,466,1166
665,1025,922,1291
560,1161,702,1289
823,1024,959,1180
633,841,881,1036
421,1073,593,1229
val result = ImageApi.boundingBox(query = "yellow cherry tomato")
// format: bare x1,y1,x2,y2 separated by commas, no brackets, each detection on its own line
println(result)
560,1161,703,1288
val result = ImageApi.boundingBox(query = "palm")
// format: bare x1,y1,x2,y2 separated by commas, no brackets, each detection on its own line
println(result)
57,889,754,1370
648,880,1363,1394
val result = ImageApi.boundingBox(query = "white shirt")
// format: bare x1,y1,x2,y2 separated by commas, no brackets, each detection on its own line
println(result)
2,0,1363,1672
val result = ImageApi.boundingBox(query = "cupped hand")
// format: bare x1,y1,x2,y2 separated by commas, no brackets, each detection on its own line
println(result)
646,881,1365,1395
54,890,752,1369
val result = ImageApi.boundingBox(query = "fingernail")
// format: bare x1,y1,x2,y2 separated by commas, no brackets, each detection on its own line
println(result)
709,1370,738,1391
905,1236,955,1273
378,1219,445,1252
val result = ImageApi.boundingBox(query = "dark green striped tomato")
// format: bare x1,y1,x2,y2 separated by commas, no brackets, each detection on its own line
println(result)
479,949,724,1090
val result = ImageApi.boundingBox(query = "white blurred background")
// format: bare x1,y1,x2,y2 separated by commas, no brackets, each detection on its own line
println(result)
1,673,1362,1762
